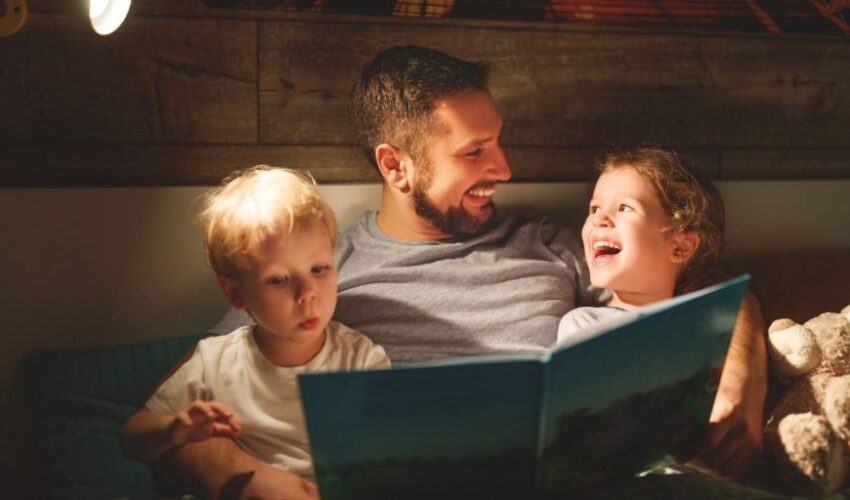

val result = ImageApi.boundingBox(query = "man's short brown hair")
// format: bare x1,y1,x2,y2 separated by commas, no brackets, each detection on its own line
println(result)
350,45,489,167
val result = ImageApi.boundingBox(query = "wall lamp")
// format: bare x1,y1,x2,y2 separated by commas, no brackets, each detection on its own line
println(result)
0,0,132,37
89,0,132,35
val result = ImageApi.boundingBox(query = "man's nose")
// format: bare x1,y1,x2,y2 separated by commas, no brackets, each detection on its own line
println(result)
488,145,512,182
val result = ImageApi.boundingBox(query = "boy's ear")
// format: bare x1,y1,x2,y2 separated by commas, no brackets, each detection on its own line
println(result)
671,231,700,264
217,276,247,309
375,143,412,193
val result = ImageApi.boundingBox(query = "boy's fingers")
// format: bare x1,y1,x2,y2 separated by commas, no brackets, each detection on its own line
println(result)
186,405,215,422
210,422,240,437
175,412,193,428
208,401,235,418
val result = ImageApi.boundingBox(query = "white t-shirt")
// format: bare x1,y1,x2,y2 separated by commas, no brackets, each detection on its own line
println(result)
145,321,390,479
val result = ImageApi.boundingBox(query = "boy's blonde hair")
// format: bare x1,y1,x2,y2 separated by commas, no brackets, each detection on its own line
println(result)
198,166,337,279
598,148,725,295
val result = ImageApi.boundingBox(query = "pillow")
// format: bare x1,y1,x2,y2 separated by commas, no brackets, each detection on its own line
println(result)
23,333,202,500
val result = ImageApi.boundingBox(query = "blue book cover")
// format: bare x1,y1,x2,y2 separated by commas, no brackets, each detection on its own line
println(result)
298,274,750,499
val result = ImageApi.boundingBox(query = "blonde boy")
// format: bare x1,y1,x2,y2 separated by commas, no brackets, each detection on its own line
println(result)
120,166,390,480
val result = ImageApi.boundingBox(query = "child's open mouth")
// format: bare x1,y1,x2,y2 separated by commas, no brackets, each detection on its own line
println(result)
592,241,622,261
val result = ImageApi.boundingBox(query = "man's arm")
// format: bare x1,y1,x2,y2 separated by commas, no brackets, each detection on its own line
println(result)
153,437,318,500
147,342,317,499
683,290,768,478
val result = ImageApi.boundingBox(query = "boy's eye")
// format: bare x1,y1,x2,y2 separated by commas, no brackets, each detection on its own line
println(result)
311,265,332,275
618,204,634,212
589,205,599,214
267,276,289,286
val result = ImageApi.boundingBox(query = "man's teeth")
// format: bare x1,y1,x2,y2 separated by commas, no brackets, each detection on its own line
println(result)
467,185,496,197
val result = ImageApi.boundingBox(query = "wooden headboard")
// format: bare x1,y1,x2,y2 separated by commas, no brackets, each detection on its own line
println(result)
2,3,850,186
729,250,850,325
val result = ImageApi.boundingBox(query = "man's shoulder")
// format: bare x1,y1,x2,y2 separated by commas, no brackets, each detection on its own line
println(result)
338,211,373,243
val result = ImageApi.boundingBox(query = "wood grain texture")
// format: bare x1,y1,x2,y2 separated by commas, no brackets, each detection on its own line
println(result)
11,144,847,187
1,145,378,186
258,20,850,148
3,7,850,185
0,13,256,143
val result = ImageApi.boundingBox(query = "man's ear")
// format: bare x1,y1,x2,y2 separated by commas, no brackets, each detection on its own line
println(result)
375,143,412,192
217,275,247,309
671,231,700,264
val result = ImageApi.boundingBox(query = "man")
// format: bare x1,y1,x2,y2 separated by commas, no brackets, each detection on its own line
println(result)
160,46,766,499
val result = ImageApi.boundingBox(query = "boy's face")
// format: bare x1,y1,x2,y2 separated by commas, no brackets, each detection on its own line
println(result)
408,90,512,236
221,225,337,346
582,167,683,301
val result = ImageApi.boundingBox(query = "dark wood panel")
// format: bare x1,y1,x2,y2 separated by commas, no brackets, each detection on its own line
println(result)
0,13,257,143
4,8,850,185
9,144,848,187
258,20,850,148
505,147,721,181
0,145,377,187
721,149,850,180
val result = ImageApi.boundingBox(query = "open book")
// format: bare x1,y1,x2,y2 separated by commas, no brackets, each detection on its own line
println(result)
299,275,750,500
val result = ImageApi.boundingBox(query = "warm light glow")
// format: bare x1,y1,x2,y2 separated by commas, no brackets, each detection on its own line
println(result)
89,0,131,35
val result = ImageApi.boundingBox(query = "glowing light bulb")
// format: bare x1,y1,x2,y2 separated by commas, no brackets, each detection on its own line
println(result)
89,0,131,35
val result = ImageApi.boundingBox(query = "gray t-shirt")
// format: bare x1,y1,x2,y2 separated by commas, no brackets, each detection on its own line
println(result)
332,212,600,363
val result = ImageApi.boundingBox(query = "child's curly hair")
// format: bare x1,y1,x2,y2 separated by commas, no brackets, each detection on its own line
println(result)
598,148,725,294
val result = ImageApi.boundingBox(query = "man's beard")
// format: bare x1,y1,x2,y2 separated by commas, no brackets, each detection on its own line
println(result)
410,163,493,237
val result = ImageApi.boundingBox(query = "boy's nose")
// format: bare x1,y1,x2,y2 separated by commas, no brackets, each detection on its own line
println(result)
591,213,612,227
296,281,318,304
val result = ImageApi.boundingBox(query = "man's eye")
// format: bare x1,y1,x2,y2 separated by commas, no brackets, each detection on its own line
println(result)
267,276,289,286
618,204,634,212
465,148,482,158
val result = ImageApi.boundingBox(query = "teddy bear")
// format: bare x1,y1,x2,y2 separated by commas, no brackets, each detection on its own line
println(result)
764,304,850,495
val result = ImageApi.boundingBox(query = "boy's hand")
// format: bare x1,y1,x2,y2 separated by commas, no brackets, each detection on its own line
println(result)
168,400,242,447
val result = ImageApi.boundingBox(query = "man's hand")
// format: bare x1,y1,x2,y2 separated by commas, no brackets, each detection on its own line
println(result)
676,291,767,478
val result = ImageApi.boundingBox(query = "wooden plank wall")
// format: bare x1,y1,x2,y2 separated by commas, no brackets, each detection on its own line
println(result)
1,1,849,186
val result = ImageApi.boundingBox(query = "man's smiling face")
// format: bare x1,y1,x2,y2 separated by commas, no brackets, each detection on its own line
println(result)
410,90,512,237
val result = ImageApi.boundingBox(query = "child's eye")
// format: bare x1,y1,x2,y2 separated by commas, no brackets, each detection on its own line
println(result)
311,265,332,276
267,276,289,286
588,205,599,214
618,204,634,212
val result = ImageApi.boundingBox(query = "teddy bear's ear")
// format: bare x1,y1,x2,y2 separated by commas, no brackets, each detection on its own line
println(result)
842,304,850,323
768,319,821,379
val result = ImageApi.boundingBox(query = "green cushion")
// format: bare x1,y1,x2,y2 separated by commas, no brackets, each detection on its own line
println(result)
23,333,202,500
